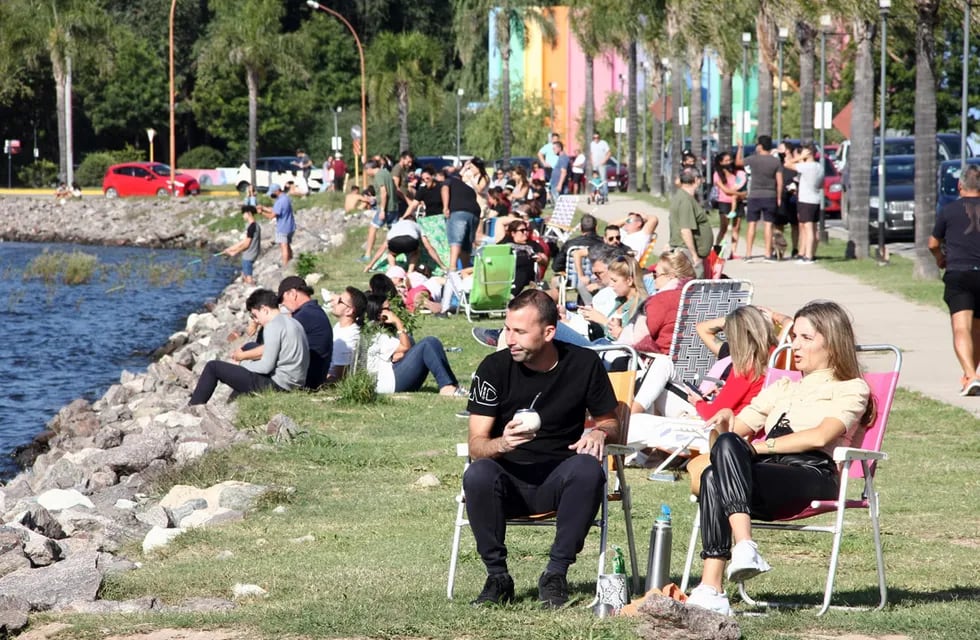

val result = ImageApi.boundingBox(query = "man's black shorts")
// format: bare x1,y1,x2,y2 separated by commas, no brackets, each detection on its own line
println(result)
388,234,420,256
943,269,980,314
746,197,778,223
797,202,820,223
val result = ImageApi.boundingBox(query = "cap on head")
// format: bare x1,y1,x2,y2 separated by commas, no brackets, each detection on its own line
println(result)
386,266,407,281
267,183,281,195
276,276,313,302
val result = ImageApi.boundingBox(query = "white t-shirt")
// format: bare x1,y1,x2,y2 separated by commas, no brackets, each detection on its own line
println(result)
590,139,611,168
330,322,361,376
622,230,652,257
572,154,586,175
795,161,825,205
387,219,422,240
366,333,399,393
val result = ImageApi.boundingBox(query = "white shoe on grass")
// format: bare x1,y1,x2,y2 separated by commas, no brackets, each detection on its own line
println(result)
726,540,771,583
686,584,732,616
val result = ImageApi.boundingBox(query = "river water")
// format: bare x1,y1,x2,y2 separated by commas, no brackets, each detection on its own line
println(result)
0,242,235,479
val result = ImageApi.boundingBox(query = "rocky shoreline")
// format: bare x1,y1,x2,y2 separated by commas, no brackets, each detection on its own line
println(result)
0,195,359,633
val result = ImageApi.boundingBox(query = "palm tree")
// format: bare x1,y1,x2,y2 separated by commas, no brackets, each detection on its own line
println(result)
454,1,556,165
796,20,817,142
366,32,444,154
7,0,112,183
570,0,607,176
912,0,940,278
198,0,303,189
845,16,875,259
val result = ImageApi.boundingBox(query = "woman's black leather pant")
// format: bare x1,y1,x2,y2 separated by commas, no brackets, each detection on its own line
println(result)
699,432,839,560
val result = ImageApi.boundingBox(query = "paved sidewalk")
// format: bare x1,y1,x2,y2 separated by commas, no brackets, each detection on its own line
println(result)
583,193,980,417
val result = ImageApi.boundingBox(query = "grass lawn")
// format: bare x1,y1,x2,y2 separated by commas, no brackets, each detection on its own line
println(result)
45,223,980,639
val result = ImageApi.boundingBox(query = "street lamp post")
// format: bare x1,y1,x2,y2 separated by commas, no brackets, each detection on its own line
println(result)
333,106,342,149
617,74,625,180
641,61,649,192
307,0,367,184
549,81,558,134
146,128,156,163
777,27,789,142
819,13,832,243
877,0,890,262
168,0,177,195
660,58,669,195
741,32,751,146
456,88,464,161
703,50,712,197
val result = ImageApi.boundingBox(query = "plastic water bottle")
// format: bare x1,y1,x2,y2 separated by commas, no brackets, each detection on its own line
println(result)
645,504,673,592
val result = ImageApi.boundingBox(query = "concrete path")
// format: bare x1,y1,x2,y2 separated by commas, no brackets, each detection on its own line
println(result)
582,193,980,417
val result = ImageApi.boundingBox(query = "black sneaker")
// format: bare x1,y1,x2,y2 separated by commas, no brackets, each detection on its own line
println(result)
537,571,569,608
472,327,502,348
471,573,515,605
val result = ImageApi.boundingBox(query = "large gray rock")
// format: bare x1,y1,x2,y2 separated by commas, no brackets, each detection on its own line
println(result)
0,549,30,578
142,526,185,554
169,498,208,523
179,508,243,529
64,596,159,614
637,593,741,640
93,426,124,449
135,505,173,528
16,505,66,540
35,456,87,492
0,594,29,634
0,551,106,611
16,527,63,567
47,399,99,439
0,528,26,555
84,432,174,473
215,481,269,512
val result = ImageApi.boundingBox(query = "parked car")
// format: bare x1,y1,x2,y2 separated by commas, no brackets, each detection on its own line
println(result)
837,134,967,173
233,156,323,193
605,157,629,192
821,156,843,216
416,155,472,172
936,157,980,212
493,156,535,172
868,155,915,240
102,162,200,198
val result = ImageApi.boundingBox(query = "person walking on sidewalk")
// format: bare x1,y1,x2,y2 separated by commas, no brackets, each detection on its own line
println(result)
929,164,980,396
736,135,783,261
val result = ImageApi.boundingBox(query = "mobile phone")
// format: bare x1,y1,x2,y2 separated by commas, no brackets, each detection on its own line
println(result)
683,380,704,399
565,301,578,312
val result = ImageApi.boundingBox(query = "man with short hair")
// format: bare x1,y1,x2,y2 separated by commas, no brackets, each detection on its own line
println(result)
391,151,416,215
549,140,570,200
589,131,612,199
614,211,660,258
362,160,400,262
736,135,783,261
669,167,714,277
548,213,603,301
929,164,980,396
326,286,367,383
277,276,333,390
292,148,313,183
221,205,261,284
189,289,309,405
441,168,482,271
464,289,620,608
258,183,295,267
537,132,561,182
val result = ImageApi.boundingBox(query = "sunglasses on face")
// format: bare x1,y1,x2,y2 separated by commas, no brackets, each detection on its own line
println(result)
514,227,528,233
605,235,621,241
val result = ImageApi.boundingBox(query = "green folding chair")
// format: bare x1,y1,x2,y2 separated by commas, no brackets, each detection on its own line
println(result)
460,244,516,322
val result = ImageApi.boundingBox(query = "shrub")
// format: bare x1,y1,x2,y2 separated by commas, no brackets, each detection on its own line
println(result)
24,250,98,285
17,160,59,188
178,145,227,170
295,253,318,277
335,368,379,405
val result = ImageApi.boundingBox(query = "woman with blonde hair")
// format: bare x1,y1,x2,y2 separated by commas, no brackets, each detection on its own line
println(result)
626,306,777,456
686,300,872,616
579,254,647,341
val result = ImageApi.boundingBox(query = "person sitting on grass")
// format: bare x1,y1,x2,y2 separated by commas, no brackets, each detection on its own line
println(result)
325,286,367,384
189,289,309,405
362,293,466,396
685,300,872,616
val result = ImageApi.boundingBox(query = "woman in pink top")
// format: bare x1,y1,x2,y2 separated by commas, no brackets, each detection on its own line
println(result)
713,152,747,256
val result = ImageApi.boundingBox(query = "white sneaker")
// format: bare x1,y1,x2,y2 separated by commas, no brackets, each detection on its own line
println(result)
686,584,732,616
727,540,772,583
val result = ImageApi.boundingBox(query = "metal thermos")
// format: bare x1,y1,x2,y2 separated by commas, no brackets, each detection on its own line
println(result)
645,504,673,592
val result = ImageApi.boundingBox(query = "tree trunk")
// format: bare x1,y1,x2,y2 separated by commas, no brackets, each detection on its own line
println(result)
584,53,595,176
247,66,259,189
628,41,638,193
670,54,685,192
65,55,74,186
913,0,940,278
846,19,875,259
51,52,67,182
797,21,816,142
397,81,410,153
756,40,774,137
690,50,703,179
719,66,733,152
651,60,666,197
500,9,513,166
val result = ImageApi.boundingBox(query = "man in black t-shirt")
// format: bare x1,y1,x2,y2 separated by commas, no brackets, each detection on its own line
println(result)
463,290,619,608
929,164,980,396
736,135,784,261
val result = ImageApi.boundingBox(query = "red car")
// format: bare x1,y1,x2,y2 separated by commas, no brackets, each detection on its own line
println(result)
821,156,842,215
102,162,201,198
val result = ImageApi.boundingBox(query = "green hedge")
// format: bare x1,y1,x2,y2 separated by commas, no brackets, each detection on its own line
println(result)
75,147,144,187
178,145,227,170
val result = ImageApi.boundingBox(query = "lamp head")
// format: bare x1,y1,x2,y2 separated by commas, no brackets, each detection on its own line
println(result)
820,14,833,29
742,32,752,45
778,27,789,42
306,0,318,8
335,106,342,113
549,81,558,89
879,0,891,9
457,88,464,96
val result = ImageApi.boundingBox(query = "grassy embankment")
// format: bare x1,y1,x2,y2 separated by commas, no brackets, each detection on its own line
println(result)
38,204,980,639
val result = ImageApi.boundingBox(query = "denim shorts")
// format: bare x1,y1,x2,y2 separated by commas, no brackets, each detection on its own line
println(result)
447,211,479,252
241,259,254,276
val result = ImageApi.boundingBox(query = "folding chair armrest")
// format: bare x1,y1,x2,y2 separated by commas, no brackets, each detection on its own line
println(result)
832,446,888,463
456,443,470,457
606,444,640,456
